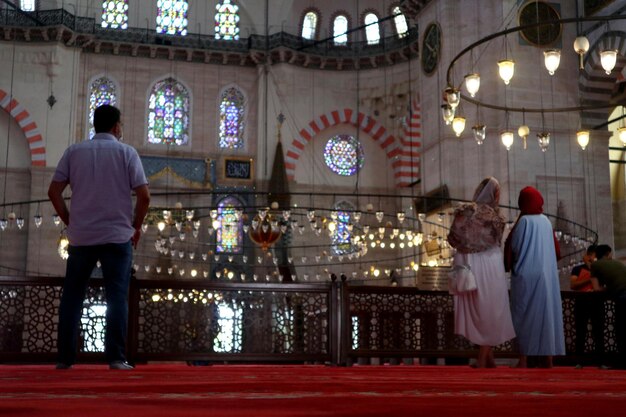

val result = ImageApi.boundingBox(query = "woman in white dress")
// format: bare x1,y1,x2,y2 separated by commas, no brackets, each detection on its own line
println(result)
447,177,516,368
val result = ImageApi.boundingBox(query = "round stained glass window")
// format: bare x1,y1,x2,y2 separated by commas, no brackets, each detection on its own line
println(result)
323,135,364,176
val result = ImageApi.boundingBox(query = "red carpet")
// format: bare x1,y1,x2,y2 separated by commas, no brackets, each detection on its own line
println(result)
1,365,625,416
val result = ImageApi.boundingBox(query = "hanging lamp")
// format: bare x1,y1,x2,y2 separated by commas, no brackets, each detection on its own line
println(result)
543,49,561,75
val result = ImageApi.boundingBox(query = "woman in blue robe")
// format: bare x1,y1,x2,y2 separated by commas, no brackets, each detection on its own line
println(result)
504,186,565,368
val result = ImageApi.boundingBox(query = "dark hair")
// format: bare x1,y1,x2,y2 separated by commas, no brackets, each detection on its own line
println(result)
93,104,121,133
595,244,612,260
586,245,597,255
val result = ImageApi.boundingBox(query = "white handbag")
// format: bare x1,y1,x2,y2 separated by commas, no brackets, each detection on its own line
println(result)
448,254,477,295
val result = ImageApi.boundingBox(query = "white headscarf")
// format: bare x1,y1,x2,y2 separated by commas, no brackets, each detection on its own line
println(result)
472,177,500,209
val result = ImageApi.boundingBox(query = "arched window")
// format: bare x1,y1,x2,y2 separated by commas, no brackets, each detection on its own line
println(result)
392,6,408,38
364,13,380,45
147,78,190,145
216,197,243,253
331,201,355,256
88,77,117,139
301,11,318,40
19,0,35,11
219,86,245,149
215,0,240,40
323,134,365,176
333,15,348,45
101,1,128,29
156,0,188,36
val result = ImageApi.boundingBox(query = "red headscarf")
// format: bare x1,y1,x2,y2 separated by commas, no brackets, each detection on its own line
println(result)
504,186,560,271
518,186,544,215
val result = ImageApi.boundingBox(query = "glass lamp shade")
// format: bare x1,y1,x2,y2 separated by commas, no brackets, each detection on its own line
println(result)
498,59,515,85
600,50,618,75
573,36,590,69
452,116,466,137
445,87,461,108
464,73,480,97
500,130,514,150
537,132,551,152
441,104,455,125
544,49,561,75
472,124,486,145
576,130,590,150
618,127,626,145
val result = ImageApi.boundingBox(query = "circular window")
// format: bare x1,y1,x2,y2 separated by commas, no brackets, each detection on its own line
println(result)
518,1,561,46
323,135,364,176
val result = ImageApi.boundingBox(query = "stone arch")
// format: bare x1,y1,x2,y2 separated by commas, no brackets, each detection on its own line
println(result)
578,30,626,128
0,89,46,167
284,108,419,187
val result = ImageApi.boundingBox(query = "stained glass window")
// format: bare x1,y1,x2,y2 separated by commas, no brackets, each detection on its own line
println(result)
332,201,354,256
323,135,364,176
88,77,117,139
156,0,188,36
215,0,240,40
219,87,245,149
217,197,243,253
301,11,317,40
364,13,380,45
19,0,35,11
147,78,190,145
392,6,409,38
333,15,348,45
101,1,128,29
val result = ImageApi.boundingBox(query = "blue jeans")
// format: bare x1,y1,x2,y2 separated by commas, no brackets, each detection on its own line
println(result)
57,241,133,365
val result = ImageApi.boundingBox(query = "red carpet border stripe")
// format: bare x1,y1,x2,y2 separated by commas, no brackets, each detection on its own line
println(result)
1,365,625,416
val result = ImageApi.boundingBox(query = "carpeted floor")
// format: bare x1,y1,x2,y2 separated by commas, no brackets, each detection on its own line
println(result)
0,364,625,416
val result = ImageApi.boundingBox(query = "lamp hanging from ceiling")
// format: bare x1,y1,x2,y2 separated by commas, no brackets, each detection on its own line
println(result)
500,130,514,150
452,115,466,137
544,49,561,75
445,87,461,108
576,130,590,150
537,131,551,152
573,35,589,70
464,73,480,97
441,104,455,125
498,59,515,85
600,49,618,75
472,124,486,145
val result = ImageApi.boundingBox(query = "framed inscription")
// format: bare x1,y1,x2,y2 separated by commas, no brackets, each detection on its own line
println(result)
224,157,254,181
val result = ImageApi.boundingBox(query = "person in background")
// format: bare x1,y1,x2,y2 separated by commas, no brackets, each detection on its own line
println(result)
48,104,150,370
570,245,605,367
591,244,626,369
504,186,564,368
448,177,516,368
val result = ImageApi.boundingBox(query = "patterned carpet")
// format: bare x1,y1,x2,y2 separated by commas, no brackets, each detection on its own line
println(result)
1,364,625,416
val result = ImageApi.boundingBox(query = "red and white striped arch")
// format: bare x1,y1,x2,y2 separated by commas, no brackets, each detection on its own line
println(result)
397,97,421,186
285,108,420,187
0,89,46,167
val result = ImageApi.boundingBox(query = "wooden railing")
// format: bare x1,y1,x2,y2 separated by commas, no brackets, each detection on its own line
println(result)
0,276,615,365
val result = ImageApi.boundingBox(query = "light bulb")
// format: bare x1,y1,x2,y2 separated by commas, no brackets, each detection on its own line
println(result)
464,73,480,97
500,130,514,150
544,49,561,75
576,130,590,150
498,59,515,85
